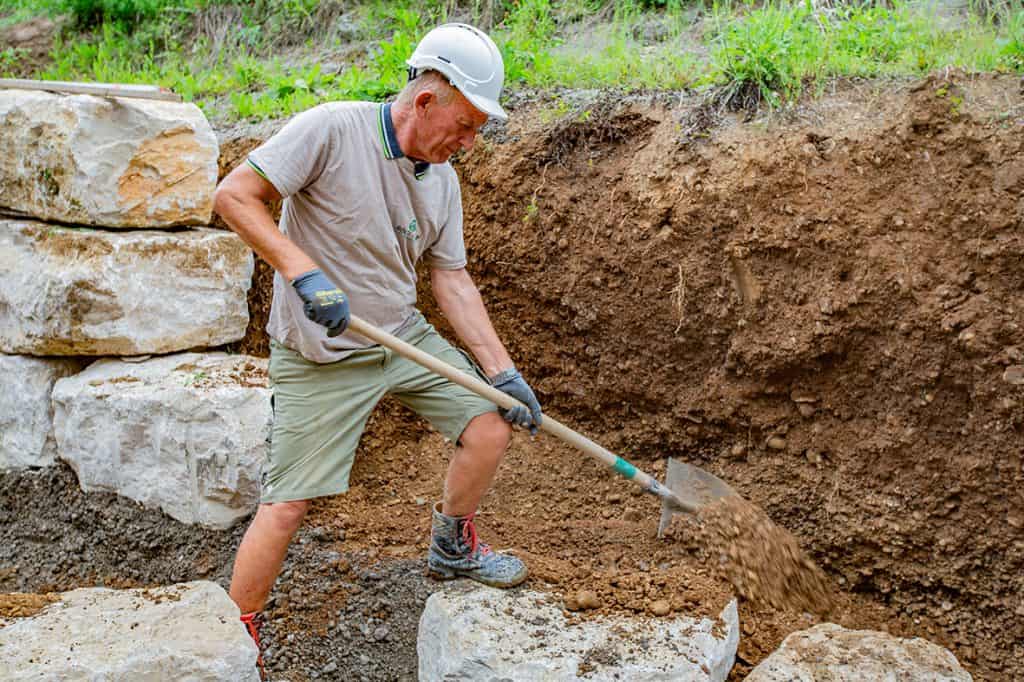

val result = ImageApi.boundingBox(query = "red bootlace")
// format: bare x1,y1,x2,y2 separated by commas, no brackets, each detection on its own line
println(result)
240,612,267,681
461,514,492,556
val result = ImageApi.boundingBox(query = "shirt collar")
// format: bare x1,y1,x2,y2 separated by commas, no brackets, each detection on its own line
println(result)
378,102,430,179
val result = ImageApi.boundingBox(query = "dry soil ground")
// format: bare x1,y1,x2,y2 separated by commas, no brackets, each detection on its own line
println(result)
2,71,1022,681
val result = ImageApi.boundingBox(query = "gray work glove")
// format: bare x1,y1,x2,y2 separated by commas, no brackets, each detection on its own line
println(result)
292,268,350,337
489,367,543,436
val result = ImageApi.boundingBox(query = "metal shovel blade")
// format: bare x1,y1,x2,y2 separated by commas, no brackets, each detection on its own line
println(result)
658,458,738,537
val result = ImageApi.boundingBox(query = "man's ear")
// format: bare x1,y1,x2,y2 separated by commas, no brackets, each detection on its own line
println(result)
413,89,435,118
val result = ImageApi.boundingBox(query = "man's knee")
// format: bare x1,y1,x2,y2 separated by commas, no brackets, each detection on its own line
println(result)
460,411,512,454
258,499,310,534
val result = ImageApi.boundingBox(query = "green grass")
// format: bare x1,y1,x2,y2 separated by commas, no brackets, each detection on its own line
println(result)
709,1,824,106
1,0,1023,122
707,0,1024,106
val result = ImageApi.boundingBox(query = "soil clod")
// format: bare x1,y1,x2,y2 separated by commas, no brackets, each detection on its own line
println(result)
0,592,59,619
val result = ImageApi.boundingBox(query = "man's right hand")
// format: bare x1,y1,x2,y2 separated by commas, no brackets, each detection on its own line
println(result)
291,269,350,337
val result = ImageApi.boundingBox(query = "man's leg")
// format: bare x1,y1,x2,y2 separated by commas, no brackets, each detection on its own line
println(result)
442,411,511,517
230,499,310,613
386,317,527,587
428,413,526,588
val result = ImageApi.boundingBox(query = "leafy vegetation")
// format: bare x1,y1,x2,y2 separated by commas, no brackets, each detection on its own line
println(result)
0,0,1022,121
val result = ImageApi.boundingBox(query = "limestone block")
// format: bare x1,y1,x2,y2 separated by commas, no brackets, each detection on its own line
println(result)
0,354,84,469
0,89,217,227
0,220,253,356
0,581,259,681
418,583,739,681
746,623,972,681
52,353,270,528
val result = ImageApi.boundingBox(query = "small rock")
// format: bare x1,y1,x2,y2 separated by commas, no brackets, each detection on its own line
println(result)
323,662,337,674
622,508,643,523
373,625,390,641
566,590,601,611
766,436,787,451
805,449,823,465
797,403,816,418
730,443,747,459
1003,365,1024,385
649,600,671,616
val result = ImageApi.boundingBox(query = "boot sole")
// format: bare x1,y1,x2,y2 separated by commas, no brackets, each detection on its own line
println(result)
427,567,528,589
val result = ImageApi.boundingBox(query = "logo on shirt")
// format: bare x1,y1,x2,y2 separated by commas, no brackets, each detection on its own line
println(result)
394,218,421,241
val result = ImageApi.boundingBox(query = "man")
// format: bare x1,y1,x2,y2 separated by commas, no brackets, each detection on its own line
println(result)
213,23,541,672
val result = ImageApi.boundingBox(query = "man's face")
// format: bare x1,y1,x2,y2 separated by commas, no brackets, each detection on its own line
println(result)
415,88,488,164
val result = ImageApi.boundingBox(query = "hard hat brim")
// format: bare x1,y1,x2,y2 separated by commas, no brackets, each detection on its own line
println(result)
463,91,508,122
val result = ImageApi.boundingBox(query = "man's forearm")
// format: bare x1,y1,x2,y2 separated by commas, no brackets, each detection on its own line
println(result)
213,167,317,281
216,194,317,280
432,269,513,377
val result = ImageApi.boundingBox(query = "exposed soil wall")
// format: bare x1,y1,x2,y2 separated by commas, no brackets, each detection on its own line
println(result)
437,72,1022,678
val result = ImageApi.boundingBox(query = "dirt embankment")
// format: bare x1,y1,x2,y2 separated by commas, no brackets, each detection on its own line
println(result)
211,73,1023,679
442,73,1022,678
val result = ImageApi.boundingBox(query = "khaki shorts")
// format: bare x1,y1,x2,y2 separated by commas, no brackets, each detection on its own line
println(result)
261,314,497,503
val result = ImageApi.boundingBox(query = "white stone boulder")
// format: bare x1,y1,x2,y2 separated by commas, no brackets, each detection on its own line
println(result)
0,581,259,681
0,89,217,227
0,354,83,469
746,623,972,681
52,352,271,528
418,583,739,681
0,220,253,356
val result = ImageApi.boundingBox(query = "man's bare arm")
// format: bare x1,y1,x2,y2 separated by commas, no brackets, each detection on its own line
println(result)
213,164,318,280
432,267,543,432
430,267,513,378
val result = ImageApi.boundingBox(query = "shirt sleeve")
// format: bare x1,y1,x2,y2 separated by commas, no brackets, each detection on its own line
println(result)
246,104,336,198
424,173,468,270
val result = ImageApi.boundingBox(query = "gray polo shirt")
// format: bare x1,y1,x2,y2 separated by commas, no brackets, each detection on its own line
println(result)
248,101,467,363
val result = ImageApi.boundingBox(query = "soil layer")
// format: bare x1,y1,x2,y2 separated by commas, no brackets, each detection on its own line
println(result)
442,72,1023,679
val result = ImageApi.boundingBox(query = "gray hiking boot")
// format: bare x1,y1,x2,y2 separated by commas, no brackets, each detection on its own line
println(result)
427,503,528,588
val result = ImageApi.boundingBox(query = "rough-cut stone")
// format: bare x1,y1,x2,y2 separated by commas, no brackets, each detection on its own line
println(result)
418,583,739,681
0,354,83,469
0,219,252,356
0,89,217,227
0,581,259,681
746,623,972,681
52,353,270,528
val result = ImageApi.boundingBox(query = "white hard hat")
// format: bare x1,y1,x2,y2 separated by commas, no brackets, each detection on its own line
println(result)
406,23,507,122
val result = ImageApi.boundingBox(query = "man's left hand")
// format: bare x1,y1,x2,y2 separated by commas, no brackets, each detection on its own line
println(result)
489,367,543,436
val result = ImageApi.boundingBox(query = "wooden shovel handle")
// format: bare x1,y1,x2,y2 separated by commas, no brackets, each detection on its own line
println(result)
347,315,696,513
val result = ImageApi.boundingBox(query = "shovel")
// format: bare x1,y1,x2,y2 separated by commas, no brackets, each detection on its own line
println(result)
348,315,737,534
